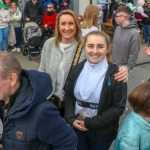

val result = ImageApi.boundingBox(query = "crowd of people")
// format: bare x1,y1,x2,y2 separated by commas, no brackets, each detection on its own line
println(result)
0,0,149,150
98,0,150,46
0,0,72,52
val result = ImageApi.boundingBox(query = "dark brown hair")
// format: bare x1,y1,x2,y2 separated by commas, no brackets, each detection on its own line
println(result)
128,82,150,117
116,6,132,19
3,0,12,5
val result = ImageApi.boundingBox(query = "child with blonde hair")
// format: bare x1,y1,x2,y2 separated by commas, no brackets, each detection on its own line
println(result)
81,5,99,37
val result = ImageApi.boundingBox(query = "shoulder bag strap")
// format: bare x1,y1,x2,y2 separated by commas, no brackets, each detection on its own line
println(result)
63,44,83,90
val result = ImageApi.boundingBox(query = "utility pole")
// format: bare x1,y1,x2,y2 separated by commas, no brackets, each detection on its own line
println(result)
90,0,92,4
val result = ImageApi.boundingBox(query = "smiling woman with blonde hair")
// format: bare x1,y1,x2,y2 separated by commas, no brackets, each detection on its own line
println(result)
64,31,127,150
39,9,86,116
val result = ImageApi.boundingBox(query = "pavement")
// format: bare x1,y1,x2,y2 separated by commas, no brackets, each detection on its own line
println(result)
0,43,150,149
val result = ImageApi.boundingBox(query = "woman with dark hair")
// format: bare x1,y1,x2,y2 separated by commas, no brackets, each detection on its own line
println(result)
2,0,11,7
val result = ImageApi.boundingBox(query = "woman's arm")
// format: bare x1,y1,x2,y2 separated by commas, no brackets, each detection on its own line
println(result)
12,10,22,21
38,40,48,72
2,10,10,23
64,67,76,126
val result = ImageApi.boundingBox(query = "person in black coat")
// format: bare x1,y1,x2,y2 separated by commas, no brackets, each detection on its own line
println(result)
24,0,44,24
64,31,127,150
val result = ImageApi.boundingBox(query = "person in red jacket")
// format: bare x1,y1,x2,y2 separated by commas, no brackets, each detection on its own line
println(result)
41,3,57,40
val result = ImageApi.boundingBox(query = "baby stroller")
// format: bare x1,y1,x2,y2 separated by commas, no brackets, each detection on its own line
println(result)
22,22,42,61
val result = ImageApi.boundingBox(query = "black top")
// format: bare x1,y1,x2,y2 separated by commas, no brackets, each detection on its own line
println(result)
64,60,127,141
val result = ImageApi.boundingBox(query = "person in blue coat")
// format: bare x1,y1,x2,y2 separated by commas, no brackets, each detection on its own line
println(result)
114,82,150,150
0,52,78,150
40,0,57,11
58,0,70,12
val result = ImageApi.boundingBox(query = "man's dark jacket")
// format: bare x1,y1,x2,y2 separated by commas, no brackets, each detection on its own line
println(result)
64,60,127,141
24,0,44,23
1,70,77,150
142,6,150,25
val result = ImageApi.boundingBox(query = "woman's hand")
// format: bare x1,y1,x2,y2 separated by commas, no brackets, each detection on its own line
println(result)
144,47,150,56
64,2,67,6
114,66,128,82
73,120,89,131
26,18,30,21
44,24,48,30
0,144,3,149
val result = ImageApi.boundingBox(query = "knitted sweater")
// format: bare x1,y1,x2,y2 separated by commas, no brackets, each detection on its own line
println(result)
38,37,86,95
9,7,22,28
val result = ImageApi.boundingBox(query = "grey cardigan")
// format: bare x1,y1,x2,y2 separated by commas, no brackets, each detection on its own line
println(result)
39,37,86,95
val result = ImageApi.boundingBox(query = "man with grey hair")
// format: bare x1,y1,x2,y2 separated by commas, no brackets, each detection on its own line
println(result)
0,52,77,150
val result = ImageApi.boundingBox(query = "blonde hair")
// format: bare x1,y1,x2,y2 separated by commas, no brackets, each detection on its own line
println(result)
47,3,54,11
81,5,98,28
55,9,82,46
84,31,112,63
47,3,54,8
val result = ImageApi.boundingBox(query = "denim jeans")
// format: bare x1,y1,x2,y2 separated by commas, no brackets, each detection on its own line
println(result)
0,26,9,51
14,26,22,48
74,128,112,150
103,7,108,23
142,24,150,44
